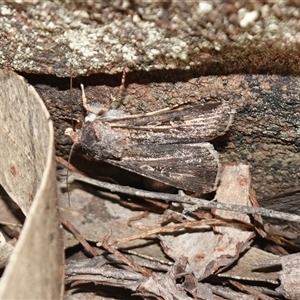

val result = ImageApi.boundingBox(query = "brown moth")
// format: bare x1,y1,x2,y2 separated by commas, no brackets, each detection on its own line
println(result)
66,84,234,194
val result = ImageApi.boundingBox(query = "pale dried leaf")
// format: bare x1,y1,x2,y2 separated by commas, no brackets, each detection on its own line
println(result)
0,70,64,299
0,232,14,268
138,273,193,300
0,193,22,227
214,163,252,222
160,164,255,280
219,247,279,284
0,72,50,214
276,253,300,300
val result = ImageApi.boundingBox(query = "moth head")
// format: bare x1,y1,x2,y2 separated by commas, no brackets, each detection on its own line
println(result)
65,127,82,145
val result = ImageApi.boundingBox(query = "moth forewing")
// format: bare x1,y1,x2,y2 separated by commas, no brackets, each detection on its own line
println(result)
104,102,233,143
107,142,221,194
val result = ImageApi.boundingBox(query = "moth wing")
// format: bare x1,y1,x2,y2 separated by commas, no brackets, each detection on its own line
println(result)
106,142,220,194
108,102,234,143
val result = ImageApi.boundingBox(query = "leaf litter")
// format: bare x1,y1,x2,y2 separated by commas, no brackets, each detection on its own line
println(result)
56,161,300,300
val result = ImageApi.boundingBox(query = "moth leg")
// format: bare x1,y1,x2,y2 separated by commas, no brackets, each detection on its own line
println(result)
119,69,126,98
121,69,126,92
110,69,127,107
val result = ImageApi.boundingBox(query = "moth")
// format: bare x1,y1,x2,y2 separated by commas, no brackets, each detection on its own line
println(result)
66,84,234,194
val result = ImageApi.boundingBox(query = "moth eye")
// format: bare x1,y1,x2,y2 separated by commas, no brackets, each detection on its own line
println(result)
75,121,83,131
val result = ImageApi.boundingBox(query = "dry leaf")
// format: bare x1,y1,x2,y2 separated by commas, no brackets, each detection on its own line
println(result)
0,232,14,268
276,253,300,300
159,164,255,280
219,247,279,284
0,70,64,299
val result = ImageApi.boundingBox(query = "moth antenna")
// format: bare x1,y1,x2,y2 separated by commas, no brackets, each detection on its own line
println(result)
66,142,76,207
80,83,103,117
67,75,75,207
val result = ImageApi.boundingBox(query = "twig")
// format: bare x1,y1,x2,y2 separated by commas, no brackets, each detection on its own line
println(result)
97,219,237,248
56,156,86,176
68,173,300,223
60,216,99,257
102,231,152,278
229,280,275,300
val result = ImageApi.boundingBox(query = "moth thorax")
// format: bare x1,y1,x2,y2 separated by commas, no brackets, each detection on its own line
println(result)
81,121,128,160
